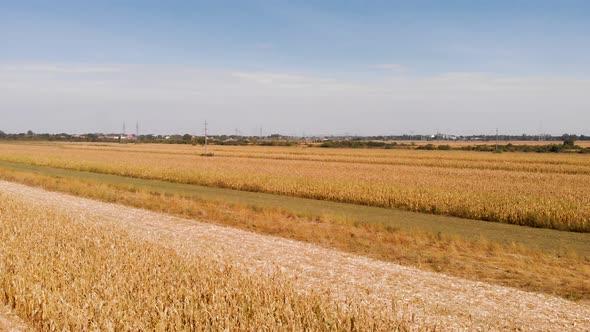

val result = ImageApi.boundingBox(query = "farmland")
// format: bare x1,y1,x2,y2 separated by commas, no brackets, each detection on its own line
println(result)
4,1,589,329
2,182,589,330
0,191,410,331
0,141,589,301
0,141,589,329
0,142,589,231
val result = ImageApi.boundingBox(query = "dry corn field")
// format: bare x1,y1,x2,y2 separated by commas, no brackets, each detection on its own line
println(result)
0,142,589,231
1,182,589,331
0,165,588,302
0,190,410,331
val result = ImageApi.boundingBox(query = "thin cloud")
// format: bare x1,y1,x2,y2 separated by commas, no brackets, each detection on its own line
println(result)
232,71,307,84
1,63,589,135
0,64,121,74
374,63,408,72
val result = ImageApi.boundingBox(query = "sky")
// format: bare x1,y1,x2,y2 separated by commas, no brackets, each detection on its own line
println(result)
0,0,589,136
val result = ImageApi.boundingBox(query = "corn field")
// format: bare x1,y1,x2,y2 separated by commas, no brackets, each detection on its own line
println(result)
0,193,408,331
1,142,589,231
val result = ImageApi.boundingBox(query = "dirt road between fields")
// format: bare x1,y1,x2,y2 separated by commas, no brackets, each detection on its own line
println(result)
0,180,588,331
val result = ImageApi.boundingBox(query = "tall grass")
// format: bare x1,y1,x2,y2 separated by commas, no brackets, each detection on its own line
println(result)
0,193,410,331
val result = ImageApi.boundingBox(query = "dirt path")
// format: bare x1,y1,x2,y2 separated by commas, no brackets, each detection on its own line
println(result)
1,180,589,331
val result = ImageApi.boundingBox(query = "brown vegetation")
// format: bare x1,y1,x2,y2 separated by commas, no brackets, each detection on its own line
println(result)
0,142,589,231
0,193,408,331
0,167,588,302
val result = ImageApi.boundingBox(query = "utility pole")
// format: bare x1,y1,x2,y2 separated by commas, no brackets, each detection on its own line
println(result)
136,121,139,137
120,122,126,143
204,120,208,154
495,128,499,152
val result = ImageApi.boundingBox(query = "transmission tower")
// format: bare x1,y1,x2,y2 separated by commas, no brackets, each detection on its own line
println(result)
496,128,498,152
204,120,208,154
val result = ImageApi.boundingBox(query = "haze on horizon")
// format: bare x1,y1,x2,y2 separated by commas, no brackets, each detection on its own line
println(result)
0,1,589,136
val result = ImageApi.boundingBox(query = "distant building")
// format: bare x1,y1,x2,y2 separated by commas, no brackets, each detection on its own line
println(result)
432,133,458,140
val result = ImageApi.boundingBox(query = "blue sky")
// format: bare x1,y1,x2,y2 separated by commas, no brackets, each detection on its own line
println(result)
0,1,589,135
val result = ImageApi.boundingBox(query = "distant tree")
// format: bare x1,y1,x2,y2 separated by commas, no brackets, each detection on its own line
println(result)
563,134,575,146
0,130,5,138
26,130,34,136
182,134,192,141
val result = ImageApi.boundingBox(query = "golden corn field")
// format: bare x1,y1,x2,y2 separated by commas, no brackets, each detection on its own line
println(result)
0,193,408,331
0,166,588,302
0,142,589,231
